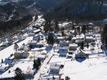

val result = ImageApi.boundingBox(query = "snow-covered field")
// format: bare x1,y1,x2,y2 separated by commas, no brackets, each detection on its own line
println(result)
64,57,107,80
47,54,107,80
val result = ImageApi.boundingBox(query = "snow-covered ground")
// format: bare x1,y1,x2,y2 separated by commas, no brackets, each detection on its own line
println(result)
41,54,107,80
0,37,33,63
0,15,46,79
63,57,107,80
0,59,34,79
32,22,107,80
0,15,106,80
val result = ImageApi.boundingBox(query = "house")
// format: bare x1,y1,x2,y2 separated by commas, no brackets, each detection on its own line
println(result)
39,61,61,80
85,34,95,43
75,34,85,44
40,75,59,80
75,50,88,62
29,43,45,51
4,58,14,65
33,33,44,42
68,43,78,52
59,41,69,47
58,47,68,57
33,29,41,34
66,43,78,59
57,36,65,42
14,51,29,59
0,63,9,74
28,40,37,49
41,63,60,80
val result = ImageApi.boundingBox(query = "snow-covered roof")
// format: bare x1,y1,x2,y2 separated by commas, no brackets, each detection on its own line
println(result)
33,29,41,33
59,22,70,27
69,43,78,47
37,54,46,59
0,63,9,71
0,37,33,62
